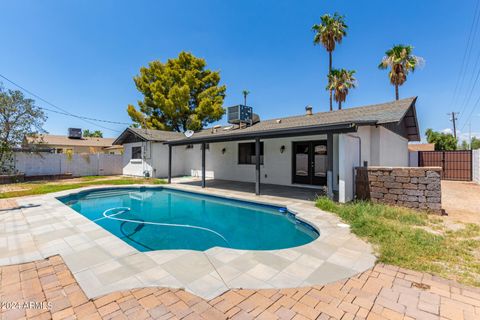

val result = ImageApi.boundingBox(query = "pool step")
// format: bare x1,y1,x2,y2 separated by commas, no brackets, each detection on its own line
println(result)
82,190,133,199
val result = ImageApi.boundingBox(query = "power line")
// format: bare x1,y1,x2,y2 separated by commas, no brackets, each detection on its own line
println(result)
448,0,480,111
0,73,130,132
461,93,480,131
39,106,131,125
457,47,480,123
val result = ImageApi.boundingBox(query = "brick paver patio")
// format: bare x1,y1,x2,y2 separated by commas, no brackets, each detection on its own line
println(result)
1,255,479,320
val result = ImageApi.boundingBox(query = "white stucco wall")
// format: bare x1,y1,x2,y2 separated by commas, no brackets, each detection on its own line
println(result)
122,142,153,177
182,134,329,186
338,134,361,202
336,125,409,202
122,142,186,178
377,126,409,166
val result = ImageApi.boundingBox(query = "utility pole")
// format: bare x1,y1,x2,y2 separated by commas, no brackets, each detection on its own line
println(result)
448,112,459,139
469,122,472,150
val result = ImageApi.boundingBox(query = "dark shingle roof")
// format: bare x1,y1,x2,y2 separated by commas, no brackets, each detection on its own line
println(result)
113,128,184,145
128,128,184,141
114,97,419,145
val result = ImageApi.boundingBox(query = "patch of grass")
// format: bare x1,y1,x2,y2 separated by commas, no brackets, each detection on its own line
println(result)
316,196,480,287
79,175,108,181
0,177,166,199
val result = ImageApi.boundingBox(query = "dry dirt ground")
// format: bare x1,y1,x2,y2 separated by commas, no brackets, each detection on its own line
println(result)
441,181,480,225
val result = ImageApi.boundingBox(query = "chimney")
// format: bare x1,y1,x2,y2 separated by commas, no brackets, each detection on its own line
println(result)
305,105,313,116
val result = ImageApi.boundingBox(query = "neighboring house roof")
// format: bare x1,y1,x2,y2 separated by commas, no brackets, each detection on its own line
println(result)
408,143,435,152
25,134,117,148
114,97,420,145
104,145,124,150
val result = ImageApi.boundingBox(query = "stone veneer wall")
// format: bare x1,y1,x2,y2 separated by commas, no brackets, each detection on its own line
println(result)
355,167,443,214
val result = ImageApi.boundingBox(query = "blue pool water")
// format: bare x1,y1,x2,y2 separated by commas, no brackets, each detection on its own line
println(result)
58,187,318,251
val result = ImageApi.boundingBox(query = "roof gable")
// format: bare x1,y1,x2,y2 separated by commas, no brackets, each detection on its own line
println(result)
113,128,184,145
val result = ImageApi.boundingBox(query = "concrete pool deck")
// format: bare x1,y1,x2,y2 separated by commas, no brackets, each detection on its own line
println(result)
0,182,375,300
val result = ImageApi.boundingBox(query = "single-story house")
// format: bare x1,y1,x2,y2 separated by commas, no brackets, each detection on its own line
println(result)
408,143,435,152
113,97,420,202
23,129,124,155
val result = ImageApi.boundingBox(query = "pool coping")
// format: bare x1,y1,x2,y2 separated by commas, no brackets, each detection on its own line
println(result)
1,184,376,300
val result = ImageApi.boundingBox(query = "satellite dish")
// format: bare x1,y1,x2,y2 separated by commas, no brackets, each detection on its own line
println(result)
184,130,194,138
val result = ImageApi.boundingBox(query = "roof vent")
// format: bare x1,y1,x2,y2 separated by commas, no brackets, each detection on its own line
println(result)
305,105,313,116
211,125,222,134
68,128,82,139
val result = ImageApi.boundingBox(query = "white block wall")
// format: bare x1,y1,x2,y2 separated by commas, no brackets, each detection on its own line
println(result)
473,149,480,184
409,151,419,167
14,152,123,176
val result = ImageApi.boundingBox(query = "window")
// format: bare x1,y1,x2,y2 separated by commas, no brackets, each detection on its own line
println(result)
238,142,264,165
131,146,142,159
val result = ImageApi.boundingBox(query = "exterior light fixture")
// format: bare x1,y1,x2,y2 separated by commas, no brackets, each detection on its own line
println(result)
280,145,285,153
222,148,226,154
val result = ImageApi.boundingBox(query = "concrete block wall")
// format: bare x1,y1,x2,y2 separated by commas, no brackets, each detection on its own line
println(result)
356,166,443,214
14,152,123,177
473,149,480,184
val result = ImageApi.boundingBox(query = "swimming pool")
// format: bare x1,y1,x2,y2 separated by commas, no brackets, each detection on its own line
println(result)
58,187,318,251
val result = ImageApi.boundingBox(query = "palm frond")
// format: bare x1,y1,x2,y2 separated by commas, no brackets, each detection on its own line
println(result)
378,44,424,86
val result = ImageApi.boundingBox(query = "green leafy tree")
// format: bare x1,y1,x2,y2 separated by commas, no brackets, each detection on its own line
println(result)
425,128,457,151
459,140,469,150
312,13,348,111
379,45,424,100
327,69,356,110
459,136,480,150
0,85,46,173
127,52,226,132
83,129,103,138
472,136,480,150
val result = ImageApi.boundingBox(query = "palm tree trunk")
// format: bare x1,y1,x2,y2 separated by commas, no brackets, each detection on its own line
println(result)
338,100,342,110
329,51,333,111
395,84,399,100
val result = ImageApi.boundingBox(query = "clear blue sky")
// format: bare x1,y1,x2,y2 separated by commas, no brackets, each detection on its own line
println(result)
1,0,479,141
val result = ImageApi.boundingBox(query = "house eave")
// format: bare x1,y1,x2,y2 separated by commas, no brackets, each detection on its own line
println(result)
113,128,152,145
165,122,358,146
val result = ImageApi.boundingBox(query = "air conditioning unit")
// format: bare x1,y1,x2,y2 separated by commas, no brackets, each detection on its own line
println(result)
68,128,82,139
228,105,253,125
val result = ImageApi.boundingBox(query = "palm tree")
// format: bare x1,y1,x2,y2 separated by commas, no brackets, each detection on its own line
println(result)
326,69,356,110
312,13,348,111
378,45,423,100
242,90,250,105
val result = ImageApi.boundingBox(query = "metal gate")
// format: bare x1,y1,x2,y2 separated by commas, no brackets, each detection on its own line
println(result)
418,150,472,181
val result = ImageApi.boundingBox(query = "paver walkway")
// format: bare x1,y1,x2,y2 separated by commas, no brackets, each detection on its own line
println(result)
1,256,479,320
